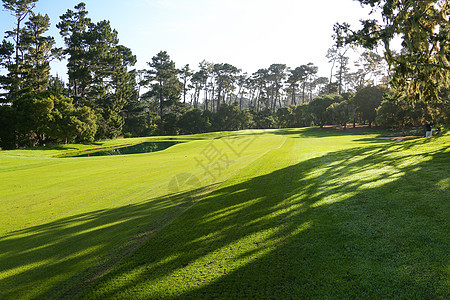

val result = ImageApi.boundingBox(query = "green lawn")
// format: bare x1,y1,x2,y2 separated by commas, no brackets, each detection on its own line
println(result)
0,128,448,299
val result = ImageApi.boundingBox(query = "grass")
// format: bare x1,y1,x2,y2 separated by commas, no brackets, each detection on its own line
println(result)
0,128,448,299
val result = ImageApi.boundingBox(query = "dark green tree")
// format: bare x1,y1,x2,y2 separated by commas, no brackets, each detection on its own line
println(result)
58,3,136,138
57,2,91,101
268,64,287,111
20,12,60,94
48,75,67,96
143,51,182,135
326,99,356,130
214,103,251,131
179,64,192,104
334,0,450,103
2,0,38,98
287,67,307,106
213,63,240,112
251,68,269,111
47,94,97,143
0,104,16,148
293,104,312,127
87,20,136,138
276,106,295,128
354,85,387,127
251,108,276,129
0,40,14,102
376,99,423,136
178,108,211,134
308,94,342,127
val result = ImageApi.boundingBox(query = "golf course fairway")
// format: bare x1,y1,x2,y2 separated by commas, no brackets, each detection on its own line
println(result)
0,128,448,299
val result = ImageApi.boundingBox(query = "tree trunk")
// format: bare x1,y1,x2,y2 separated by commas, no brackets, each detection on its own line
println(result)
159,83,164,136
183,80,187,103
270,86,275,111
216,83,222,112
329,62,335,94
292,87,296,106
274,88,279,112
302,84,306,103
239,91,243,110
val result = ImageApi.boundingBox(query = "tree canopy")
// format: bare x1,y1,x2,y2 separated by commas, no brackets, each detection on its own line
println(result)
334,0,450,102
0,0,448,149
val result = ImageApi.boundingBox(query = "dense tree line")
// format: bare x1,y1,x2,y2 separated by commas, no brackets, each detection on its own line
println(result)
334,0,450,130
0,1,135,148
0,0,448,149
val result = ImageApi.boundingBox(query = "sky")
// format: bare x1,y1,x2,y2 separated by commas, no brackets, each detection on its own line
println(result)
0,0,374,79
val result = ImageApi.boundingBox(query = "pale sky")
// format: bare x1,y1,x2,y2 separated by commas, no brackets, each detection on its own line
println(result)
0,0,373,79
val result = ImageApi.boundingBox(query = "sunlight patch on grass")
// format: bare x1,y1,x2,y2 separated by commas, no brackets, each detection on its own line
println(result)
128,222,314,298
0,258,54,281
74,219,128,237
1,130,448,299
436,178,449,191
357,172,405,190
201,199,260,224
311,191,359,208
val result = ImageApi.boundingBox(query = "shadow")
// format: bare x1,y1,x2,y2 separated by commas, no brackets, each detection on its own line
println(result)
227,127,384,139
0,137,447,298
68,141,184,158
73,139,448,298
0,186,214,299
24,145,79,151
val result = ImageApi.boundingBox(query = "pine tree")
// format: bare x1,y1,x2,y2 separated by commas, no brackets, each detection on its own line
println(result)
2,0,39,99
142,51,182,136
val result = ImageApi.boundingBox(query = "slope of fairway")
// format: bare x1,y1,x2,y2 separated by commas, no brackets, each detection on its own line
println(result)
0,128,448,299
82,130,449,299
0,131,285,299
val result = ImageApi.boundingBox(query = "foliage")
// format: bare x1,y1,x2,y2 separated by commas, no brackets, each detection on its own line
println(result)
57,3,136,139
326,45,349,95
0,104,16,148
20,12,59,94
327,100,355,129
308,94,342,127
213,103,251,131
376,98,428,136
1,0,39,99
293,104,313,127
276,106,295,128
334,0,450,103
251,108,276,129
178,108,211,134
212,63,240,111
0,92,97,148
142,51,182,135
1,0,445,149
353,85,387,127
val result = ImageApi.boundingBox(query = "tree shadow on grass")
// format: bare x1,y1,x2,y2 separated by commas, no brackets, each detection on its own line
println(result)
0,185,215,299
76,140,448,299
0,136,447,298
20,145,79,151
233,127,385,140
